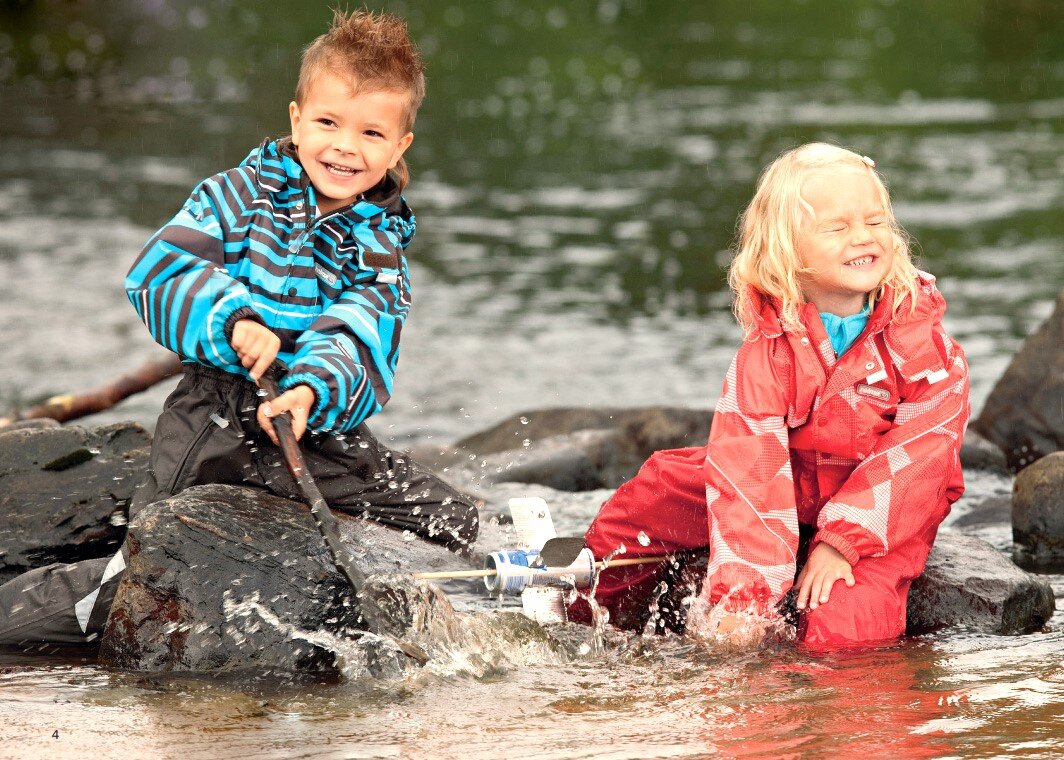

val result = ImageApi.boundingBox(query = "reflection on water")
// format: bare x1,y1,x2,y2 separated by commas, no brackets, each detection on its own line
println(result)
0,0,1061,756
2,623,1063,758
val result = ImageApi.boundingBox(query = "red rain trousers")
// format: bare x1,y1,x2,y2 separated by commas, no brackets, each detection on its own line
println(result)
569,274,970,647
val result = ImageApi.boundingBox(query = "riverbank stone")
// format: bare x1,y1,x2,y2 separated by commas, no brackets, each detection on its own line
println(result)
973,288,1064,472
907,532,1055,635
0,422,150,584
1011,452,1064,570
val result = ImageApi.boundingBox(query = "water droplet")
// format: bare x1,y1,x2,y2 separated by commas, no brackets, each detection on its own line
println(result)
637,531,651,547
519,416,530,425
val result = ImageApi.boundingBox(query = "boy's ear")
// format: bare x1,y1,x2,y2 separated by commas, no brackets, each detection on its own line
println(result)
389,132,414,169
288,101,301,144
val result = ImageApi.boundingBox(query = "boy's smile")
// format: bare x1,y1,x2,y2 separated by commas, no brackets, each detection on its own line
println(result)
796,169,894,317
289,72,413,216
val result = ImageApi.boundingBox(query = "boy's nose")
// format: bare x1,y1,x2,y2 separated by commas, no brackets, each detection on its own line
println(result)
332,136,357,154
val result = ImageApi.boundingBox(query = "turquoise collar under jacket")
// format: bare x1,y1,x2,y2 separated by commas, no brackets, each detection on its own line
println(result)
820,304,871,357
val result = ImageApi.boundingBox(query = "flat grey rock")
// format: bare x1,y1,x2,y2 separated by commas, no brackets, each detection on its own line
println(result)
907,532,1055,635
0,422,150,584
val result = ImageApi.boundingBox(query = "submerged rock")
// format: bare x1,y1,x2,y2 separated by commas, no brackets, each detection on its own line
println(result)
0,422,150,584
415,407,713,493
959,430,1009,475
972,288,1064,472
1011,452,1064,570
907,532,1055,635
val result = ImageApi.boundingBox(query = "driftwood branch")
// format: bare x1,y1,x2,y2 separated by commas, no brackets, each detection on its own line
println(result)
1,355,184,428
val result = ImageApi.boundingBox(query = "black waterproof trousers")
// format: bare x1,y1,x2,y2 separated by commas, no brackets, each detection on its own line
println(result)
0,363,478,647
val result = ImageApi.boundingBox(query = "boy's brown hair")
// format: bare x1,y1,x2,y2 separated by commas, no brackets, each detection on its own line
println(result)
296,8,425,190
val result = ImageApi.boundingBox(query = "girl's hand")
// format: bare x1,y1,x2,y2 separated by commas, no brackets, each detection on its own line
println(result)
257,384,315,444
230,319,281,381
796,543,855,610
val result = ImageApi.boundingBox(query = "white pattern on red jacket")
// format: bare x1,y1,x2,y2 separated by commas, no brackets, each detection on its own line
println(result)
701,272,970,615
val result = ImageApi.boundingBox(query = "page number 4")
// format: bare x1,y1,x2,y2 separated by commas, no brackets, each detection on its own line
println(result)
52,730,59,739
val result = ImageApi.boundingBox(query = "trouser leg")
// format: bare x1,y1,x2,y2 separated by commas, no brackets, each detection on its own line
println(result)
568,447,711,631
269,427,480,551
144,364,479,551
0,551,125,648
797,525,937,648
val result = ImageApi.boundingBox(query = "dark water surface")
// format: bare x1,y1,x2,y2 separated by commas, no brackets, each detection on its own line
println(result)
1,1,1062,757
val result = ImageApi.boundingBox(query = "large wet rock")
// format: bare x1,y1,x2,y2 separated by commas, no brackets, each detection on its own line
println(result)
907,532,1055,635
1011,452,1064,570
972,289,1064,472
98,484,509,676
0,422,150,584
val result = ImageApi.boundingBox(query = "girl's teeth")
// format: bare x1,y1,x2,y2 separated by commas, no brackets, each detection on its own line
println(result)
847,256,873,266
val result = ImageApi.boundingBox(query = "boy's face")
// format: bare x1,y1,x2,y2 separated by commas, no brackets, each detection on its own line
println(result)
289,72,414,215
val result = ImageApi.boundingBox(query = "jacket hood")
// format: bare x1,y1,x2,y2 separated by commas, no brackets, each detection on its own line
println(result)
747,271,950,384
241,138,416,250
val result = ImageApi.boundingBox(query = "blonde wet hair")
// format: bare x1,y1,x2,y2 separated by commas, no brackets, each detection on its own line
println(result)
729,142,919,334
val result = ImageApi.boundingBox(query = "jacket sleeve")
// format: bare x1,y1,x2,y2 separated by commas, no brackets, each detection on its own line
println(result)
702,337,800,615
279,240,412,434
815,326,970,564
125,177,259,369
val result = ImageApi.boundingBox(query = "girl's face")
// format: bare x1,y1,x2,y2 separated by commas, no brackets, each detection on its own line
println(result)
796,168,893,316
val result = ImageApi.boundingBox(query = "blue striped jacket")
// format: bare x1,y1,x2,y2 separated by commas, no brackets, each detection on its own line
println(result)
126,138,416,433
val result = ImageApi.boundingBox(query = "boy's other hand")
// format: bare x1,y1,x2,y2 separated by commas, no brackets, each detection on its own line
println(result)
257,384,316,444
796,543,855,611
230,319,281,381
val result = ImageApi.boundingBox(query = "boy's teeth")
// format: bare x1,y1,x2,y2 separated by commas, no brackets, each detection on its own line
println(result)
326,163,356,176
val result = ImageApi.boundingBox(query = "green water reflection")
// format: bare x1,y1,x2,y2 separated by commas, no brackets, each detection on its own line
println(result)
1,0,1060,325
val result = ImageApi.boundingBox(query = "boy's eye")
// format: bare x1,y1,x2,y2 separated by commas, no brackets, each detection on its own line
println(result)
364,130,384,138
316,118,336,127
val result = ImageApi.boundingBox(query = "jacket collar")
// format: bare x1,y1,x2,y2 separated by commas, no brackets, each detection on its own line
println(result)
747,271,949,383
243,137,411,225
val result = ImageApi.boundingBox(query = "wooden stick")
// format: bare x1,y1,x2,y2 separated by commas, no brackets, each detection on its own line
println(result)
1,354,184,427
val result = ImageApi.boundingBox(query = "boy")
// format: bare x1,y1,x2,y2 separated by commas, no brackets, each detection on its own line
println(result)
0,10,477,647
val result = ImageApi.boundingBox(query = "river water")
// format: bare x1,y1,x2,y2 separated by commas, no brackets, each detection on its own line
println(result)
1,1,1062,757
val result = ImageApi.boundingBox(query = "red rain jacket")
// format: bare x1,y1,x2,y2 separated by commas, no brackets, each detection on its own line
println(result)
702,272,970,614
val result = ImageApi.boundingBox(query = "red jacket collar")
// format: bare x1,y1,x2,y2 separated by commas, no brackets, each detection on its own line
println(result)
745,271,949,383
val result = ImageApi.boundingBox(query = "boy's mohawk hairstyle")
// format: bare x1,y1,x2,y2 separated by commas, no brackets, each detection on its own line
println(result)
296,8,426,131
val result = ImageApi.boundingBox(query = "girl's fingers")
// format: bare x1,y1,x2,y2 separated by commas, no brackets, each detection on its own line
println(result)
796,574,812,610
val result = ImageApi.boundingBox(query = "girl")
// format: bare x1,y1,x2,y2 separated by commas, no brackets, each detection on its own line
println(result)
568,143,970,648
